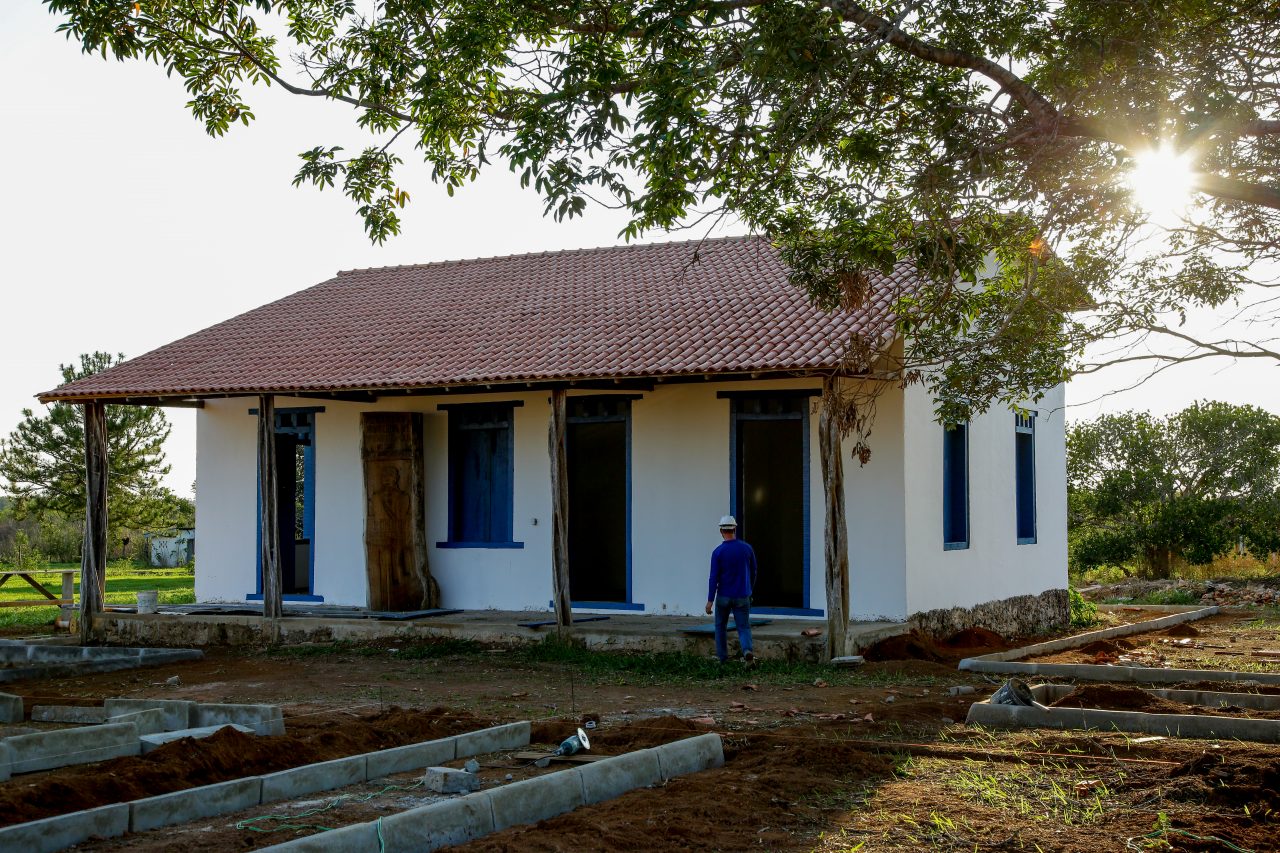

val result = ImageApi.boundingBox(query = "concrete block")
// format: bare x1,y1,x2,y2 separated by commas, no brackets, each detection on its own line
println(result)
577,748,663,805
108,707,166,736
0,802,129,853
365,736,455,779
261,753,367,803
654,733,725,781
0,692,24,723
253,820,381,852
130,777,263,833
454,721,530,757
6,721,140,774
0,742,11,782
105,697,196,731
380,793,496,852
424,766,480,794
140,723,254,753
31,705,109,724
488,768,584,831
194,702,285,736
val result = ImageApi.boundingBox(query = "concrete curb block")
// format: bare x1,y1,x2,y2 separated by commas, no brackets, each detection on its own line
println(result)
7,721,140,774
454,721,530,757
959,606,1219,666
32,705,109,724
108,707,166,736
261,754,368,804
131,777,263,833
0,692,22,723
959,659,1280,686
967,697,1280,743
258,733,726,853
366,737,456,779
0,803,129,853
0,742,11,782
105,698,196,731
195,703,285,736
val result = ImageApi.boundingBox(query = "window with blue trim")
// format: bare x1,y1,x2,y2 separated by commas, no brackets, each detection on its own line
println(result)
1015,413,1036,544
446,404,516,545
943,422,969,549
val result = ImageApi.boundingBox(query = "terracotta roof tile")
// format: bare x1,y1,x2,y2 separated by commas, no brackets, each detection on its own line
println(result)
43,236,914,401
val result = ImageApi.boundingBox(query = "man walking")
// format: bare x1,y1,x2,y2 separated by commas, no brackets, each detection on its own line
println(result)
705,515,757,665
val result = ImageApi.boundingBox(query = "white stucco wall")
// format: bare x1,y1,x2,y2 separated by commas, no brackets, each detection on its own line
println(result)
193,397,258,602
901,382,1068,615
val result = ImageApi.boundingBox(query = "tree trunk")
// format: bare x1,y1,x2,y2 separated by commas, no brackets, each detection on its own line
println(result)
257,396,283,637
79,402,108,645
820,376,851,661
549,388,572,633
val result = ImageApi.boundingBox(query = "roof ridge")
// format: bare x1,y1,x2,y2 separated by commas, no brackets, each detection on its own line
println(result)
334,233,765,277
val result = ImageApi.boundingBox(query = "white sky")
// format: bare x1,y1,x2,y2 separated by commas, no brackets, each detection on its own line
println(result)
2,2,1278,499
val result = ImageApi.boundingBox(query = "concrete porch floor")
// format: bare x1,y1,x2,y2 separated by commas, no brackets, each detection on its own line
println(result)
90,604,908,662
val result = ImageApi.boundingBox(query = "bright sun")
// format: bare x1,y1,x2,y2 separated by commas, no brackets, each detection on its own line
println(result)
1126,146,1197,217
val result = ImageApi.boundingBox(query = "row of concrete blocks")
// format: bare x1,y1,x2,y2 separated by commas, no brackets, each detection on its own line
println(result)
264,733,726,853
0,641,201,664
0,697,284,779
0,721,532,853
0,648,204,684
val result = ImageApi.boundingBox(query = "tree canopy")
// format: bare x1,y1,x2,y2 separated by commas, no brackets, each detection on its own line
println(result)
43,1,1280,423
0,353,176,531
1067,401,1280,579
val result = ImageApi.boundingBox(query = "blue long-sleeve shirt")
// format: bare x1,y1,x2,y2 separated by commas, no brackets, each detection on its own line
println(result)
708,538,757,601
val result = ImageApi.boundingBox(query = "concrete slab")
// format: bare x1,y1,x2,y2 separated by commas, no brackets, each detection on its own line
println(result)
0,692,21,723
7,721,139,774
140,723,254,753
424,766,480,794
107,707,166,736
255,819,381,852
261,754,367,803
365,736,455,779
194,703,285,736
104,698,196,731
0,742,10,782
130,777,263,833
380,793,496,852
0,802,129,853
966,699,1280,743
488,768,584,831
654,733,725,780
577,748,663,804
454,721,530,757
31,705,109,724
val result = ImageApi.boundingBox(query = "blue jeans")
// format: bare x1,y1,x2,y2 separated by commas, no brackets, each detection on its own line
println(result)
714,596,753,662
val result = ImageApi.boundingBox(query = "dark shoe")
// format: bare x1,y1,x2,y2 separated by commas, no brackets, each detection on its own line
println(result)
743,652,755,667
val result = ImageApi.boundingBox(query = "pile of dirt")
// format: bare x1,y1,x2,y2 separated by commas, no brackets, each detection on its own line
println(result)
1162,623,1201,638
862,630,946,663
530,715,707,752
1078,638,1134,655
940,627,1006,649
0,706,487,827
457,725,896,853
1167,752,1280,813
1050,684,1189,713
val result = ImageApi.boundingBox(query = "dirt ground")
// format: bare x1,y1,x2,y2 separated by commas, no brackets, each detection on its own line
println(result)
0,623,1273,852
1028,611,1280,674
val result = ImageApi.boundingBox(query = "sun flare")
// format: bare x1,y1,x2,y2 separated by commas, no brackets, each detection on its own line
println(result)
1126,146,1196,217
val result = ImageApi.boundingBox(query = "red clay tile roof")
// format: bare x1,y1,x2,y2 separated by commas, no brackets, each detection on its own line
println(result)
42,236,915,402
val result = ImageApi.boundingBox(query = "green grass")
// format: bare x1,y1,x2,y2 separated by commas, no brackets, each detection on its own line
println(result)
0,562,194,632
1103,587,1201,606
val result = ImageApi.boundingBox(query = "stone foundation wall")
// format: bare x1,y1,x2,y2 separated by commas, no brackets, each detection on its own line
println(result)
908,588,1068,639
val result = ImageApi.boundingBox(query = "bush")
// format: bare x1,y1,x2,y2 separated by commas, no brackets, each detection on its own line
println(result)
1068,587,1098,629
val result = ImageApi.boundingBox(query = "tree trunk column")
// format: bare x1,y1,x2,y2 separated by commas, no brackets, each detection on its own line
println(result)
79,402,108,644
820,376,851,660
257,395,283,632
549,388,572,632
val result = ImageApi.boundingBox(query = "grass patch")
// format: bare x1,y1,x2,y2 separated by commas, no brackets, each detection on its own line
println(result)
931,757,1114,826
0,562,194,632
1104,587,1201,606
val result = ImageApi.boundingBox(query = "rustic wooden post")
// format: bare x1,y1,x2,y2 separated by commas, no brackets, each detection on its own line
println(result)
257,395,284,637
548,388,572,632
79,402,108,644
820,376,851,660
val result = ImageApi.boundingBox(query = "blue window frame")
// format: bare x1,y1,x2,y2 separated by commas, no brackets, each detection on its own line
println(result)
942,422,970,550
439,402,522,548
1015,413,1037,544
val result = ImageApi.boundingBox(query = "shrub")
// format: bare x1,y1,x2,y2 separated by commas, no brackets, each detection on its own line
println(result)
1068,587,1098,629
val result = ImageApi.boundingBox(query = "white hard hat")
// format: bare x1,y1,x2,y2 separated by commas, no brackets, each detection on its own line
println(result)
718,515,737,528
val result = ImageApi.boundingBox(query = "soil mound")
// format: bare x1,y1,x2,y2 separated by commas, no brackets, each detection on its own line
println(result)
1162,623,1200,637
1078,639,1133,655
530,715,705,752
941,627,1005,649
1168,752,1280,812
0,706,486,828
862,631,946,662
1050,684,1186,713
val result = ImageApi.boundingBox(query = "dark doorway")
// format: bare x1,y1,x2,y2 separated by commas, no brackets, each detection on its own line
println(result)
567,397,630,604
256,408,316,599
731,395,809,610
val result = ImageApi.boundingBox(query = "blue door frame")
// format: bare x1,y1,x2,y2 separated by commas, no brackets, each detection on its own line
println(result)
721,390,822,617
250,407,323,602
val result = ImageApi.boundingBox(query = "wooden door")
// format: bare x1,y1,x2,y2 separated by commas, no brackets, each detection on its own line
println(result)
361,412,438,611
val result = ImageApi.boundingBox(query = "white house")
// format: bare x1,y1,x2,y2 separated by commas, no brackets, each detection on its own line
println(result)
44,237,1067,634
